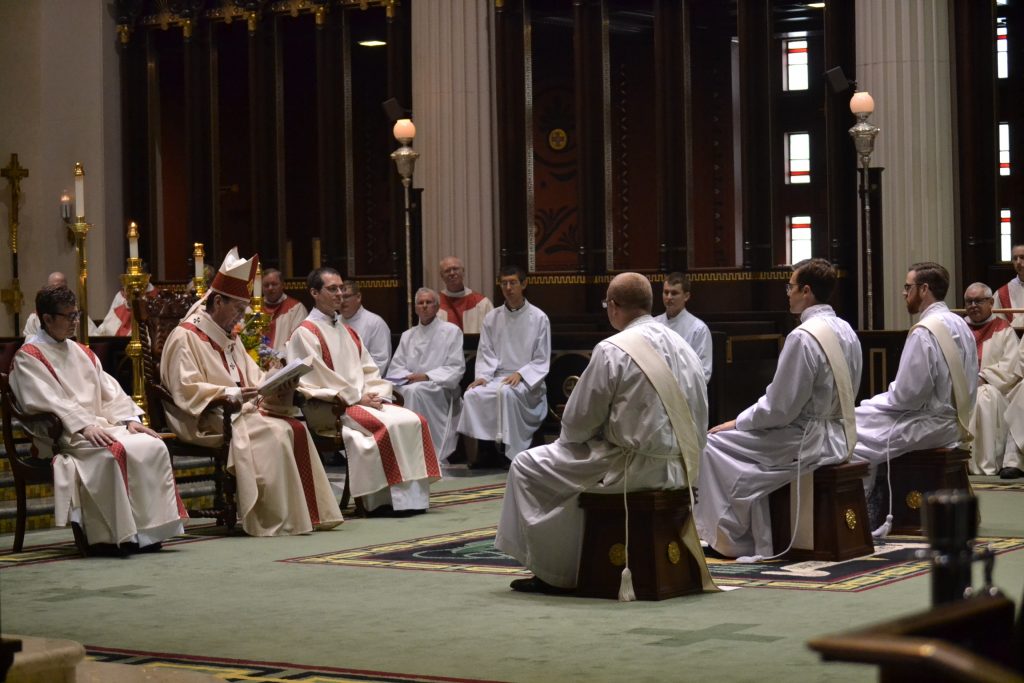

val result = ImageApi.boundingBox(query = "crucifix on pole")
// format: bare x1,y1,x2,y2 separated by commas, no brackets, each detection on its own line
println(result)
1,153,29,331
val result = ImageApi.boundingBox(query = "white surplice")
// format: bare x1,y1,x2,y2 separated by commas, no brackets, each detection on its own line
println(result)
853,302,978,484
11,331,186,546
654,308,713,383
996,277,1024,329
160,310,343,536
342,306,392,376
287,309,441,511
966,316,1021,474
695,305,862,558
457,300,550,460
495,316,708,589
387,318,465,462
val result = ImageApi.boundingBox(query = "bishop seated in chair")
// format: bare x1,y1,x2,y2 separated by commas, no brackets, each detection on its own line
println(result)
160,249,343,536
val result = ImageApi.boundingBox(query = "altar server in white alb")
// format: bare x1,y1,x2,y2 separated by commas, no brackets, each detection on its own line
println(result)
387,288,465,464
962,282,1022,475
995,243,1024,328
288,268,441,513
339,280,392,375
496,273,715,594
160,250,343,537
654,272,713,383
11,285,186,552
696,259,862,560
22,272,99,338
261,267,308,355
457,265,551,461
437,256,494,334
853,262,978,490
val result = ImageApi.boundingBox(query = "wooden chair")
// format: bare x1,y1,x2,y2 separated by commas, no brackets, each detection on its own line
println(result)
133,289,240,530
888,448,971,535
576,489,703,600
808,593,1023,681
306,398,359,514
0,372,73,553
769,461,875,562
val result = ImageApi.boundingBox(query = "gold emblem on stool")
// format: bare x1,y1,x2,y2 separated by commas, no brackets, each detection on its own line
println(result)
548,128,568,151
608,543,626,566
906,490,923,510
844,508,857,530
562,375,579,397
666,541,681,564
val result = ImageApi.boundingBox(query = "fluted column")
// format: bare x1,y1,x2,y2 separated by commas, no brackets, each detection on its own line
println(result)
856,0,957,329
410,1,496,298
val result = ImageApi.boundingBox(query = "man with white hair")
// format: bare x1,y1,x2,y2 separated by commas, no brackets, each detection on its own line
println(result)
160,249,343,536
437,256,493,334
261,267,307,355
388,288,465,464
962,282,1022,475
22,272,99,338
496,272,712,594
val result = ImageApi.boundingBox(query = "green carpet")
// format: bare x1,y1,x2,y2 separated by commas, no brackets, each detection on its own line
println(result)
281,527,1024,592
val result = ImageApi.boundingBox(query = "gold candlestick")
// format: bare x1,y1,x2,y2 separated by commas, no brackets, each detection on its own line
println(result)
69,163,91,343
193,242,207,296
121,222,150,423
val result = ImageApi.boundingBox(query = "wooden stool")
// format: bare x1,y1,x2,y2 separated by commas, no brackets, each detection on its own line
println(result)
887,448,970,536
576,489,702,600
769,461,874,562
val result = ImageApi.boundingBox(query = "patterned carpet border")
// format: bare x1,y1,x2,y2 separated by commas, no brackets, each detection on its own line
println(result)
85,645,508,683
282,527,1024,593
973,481,1024,492
428,483,505,508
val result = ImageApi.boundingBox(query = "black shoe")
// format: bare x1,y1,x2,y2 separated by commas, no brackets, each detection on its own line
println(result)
509,576,574,595
364,505,395,518
138,542,163,553
999,467,1024,480
87,543,129,558
701,545,730,560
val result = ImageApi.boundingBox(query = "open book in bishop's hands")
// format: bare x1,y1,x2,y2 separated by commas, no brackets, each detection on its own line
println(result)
257,354,314,396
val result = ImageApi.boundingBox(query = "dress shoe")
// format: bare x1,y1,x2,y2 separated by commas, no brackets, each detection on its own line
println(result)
509,576,574,595
999,467,1024,480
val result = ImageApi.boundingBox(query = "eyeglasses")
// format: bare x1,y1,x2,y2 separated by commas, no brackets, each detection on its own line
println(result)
964,297,993,306
785,283,800,293
902,283,922,293
52,310,81,322
601,299,615,309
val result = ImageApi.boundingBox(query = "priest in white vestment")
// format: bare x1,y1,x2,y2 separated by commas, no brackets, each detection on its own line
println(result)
696,259,862,559
654,271,713,383
160,250,343,537
496,272,712,593
388,288,465,464
339,280,392,375
457,265,550,462
995,244,1024,329
436,256,494,334
11,285,185,552
261,268,307,355
853,262,978,490
962,283,1022,475
288,268,441,513
998,333,1024,479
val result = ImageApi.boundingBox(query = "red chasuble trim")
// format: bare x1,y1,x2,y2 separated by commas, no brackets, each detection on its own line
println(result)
997,285,1015,324
262,410,321,526
180,322,233,376
346,405,404,485
416,412,442,478
264,297,302,346
106,440,130,494
113,305,133,337
18,344,60,383
970,317,1012,365
299,322,334,370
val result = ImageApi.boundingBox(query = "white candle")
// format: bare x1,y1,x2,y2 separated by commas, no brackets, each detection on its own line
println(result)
74,163,85,218
194,245,204,279
128,222,139,259
393,118,416,141
254,266,262,298
850,91,875,115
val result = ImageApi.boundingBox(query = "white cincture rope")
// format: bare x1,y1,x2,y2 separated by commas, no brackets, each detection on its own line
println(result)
618,450,636,601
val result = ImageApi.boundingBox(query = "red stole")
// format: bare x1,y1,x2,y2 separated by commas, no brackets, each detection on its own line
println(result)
264,296,302,345
298,320,362,371
997,284,1015,324
439,291,486,330
968,316,1011,366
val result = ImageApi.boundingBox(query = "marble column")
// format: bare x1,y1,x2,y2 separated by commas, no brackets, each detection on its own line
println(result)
410,1,496,300
855,0,958,329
